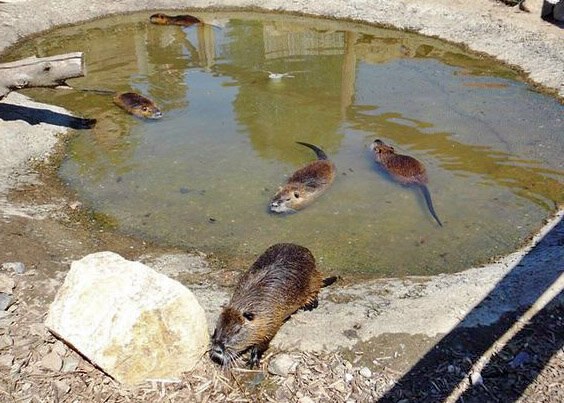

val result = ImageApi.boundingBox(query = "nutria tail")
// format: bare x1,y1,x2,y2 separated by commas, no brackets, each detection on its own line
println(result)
322,276,338,287
296,142,329,160
419,184,442,227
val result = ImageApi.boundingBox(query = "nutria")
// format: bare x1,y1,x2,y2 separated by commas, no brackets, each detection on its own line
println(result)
270,142,336,213
371,139,442,226
149,13,200,25
112,92,162,119
75,88,162,119
210,243,337,367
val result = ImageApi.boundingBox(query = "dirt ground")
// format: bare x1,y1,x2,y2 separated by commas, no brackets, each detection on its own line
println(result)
1,0,563,402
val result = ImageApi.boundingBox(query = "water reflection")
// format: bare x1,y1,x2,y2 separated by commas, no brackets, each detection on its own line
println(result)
6,12,563,276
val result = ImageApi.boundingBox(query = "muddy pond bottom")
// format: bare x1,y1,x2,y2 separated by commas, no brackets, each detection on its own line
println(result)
8,12,564,276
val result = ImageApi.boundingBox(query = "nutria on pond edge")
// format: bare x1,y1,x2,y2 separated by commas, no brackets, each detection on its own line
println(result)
210,243,337,368
371,139,443,226
149,13,201,25
270,142,336,213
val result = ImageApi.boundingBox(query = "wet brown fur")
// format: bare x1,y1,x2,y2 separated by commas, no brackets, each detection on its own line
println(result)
270,143,336,212
210,243,332,367
372,140,428,185
149,13,200,25
372,139,442,226
113,92,162,119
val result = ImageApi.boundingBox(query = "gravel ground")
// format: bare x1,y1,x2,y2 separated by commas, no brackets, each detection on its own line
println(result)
0,0,563,402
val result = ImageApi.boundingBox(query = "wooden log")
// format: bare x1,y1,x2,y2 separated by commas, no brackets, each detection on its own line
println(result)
0,52,84,100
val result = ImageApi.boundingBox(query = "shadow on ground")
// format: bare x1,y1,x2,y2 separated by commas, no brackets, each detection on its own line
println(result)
0,102,95,129
379,217,564,402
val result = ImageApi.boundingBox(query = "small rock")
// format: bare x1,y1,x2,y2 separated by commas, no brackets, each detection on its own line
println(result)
0,293,13,310
447,364,455,373
332,380,346,393
344,373,354,383
0,334,13,349
298,397,315,403
268,354,298,377
1,262,25,275
21,382,31,392
39,351,63,372
0,274,15,294
510,351,531,369
397,400,409,403
470,371,483,386
0,354,15,368
359,367,372,378
62,355,80,373
52,340,67,357
54,380,70,395
68,201,82,210
29,322,48,337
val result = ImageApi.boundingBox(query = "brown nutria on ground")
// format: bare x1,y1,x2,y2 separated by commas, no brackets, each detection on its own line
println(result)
113,92,162,119
371,139,442,226
149,13,200,25
210,243,337,368
270,142,336,213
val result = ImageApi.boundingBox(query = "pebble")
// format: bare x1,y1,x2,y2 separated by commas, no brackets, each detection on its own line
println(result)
268,354,298,377
510,351,531,369
447,364,455,373
1,262,25,275
0,334,13,349
470,371,483,386
0,293,13,310
298,397,315,403
359,367,372,378
62,356,80,373
0,354,15,368
332,380,346,393
344,373,354,383
54,379,70,395
52,340,67,357
0,274,15,294
39,351,63,372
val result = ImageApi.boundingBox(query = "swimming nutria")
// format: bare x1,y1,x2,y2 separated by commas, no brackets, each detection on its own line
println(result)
113,92,162,119
75,88,162,119
149,13,200,25
210,243,337,368
270,142,336,213
371,139,442,226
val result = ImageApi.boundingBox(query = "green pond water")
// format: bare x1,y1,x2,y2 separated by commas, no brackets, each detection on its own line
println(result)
6,12,564,277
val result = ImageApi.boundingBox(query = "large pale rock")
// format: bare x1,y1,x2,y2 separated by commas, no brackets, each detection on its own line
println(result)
45,252,209,385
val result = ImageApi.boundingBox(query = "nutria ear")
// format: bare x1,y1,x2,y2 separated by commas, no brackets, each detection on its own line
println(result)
243,312,255,321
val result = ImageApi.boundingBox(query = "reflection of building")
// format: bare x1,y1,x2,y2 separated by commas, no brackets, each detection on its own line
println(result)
263,23,345,59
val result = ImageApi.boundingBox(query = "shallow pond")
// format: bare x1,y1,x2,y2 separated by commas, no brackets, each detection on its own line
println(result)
6,12,564,276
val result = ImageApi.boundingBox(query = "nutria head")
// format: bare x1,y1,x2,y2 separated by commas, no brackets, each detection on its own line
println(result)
116,93,163,119
270,183,307,213
149,13,168,25
371,139,395,155
210,306,261,367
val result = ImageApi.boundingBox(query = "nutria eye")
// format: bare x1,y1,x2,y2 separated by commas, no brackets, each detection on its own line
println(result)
142,106,148,111
293,192,300,198
243,312,255,321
